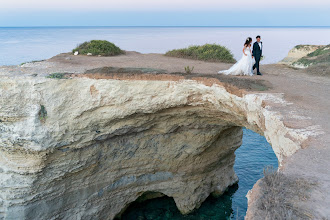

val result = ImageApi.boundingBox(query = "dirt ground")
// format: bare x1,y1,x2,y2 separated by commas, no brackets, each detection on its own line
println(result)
1,51,329,218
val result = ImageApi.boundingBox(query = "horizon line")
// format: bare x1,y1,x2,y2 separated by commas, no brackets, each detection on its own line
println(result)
1,25,330,28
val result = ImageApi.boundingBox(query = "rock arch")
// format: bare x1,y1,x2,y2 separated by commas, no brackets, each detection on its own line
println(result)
0,77,307,219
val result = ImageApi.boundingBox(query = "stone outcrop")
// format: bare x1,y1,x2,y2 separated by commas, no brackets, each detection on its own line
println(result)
278,45,321,66
0,74,312,219
279,44,330,75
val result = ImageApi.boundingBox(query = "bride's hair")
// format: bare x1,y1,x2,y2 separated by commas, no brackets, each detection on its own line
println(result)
244,37,252,46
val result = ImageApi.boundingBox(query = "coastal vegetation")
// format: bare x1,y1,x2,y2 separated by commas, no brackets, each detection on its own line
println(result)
306,44,330,57
165,44,236,63
46,72,67,79
184,66,194,74
255,166,315,219
294,45,317,50
72,40,124,56
84,66,166,74
20,59,46,66
294,44,330,66
293,44,330,76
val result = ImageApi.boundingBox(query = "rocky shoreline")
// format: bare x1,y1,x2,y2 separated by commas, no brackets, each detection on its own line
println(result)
0,49,329,219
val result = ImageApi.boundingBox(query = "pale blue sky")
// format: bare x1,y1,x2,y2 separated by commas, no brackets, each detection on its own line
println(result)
1,0,329,27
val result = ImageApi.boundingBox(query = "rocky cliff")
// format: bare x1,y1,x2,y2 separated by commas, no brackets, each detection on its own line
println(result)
279,44,330,76
278,45,321,66
0,70,311,219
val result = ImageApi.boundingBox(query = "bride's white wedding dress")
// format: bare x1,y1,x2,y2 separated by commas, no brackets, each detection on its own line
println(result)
218,47,254,76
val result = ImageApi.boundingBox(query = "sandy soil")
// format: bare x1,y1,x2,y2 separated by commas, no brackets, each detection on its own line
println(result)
1,51,329,218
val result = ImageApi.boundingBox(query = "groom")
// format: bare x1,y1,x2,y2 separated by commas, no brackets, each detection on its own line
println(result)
252,35,262,75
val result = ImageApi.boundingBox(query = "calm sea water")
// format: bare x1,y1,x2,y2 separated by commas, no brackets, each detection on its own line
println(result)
120,128,278,220
0,26,330,66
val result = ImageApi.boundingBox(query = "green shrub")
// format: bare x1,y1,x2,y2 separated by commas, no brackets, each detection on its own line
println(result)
165,44,235,63
294,45,313,50
184,66,194,74
293,44,330,67
46,73,66,79
72,40,124,56
307,44,330,57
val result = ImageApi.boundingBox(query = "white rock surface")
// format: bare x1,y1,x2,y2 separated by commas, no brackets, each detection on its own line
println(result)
0,77,311,219
74,51,79,56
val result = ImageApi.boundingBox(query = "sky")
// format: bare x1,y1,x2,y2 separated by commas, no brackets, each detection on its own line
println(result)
1,0,330,26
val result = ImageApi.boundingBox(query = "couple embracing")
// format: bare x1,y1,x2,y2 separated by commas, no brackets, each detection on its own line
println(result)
219,35,263,76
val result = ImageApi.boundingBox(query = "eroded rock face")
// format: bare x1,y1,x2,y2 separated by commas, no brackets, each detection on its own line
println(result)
0,77,307,219
278,45,321,66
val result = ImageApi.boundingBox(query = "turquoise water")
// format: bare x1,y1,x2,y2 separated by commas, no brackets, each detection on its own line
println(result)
120,128,278,220
1,27,330,66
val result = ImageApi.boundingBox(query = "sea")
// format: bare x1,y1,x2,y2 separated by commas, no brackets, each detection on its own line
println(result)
1,26,330,66
1,26,329,219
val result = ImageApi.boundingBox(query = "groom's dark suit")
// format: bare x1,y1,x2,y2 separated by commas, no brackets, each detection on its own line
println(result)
252,41,262,75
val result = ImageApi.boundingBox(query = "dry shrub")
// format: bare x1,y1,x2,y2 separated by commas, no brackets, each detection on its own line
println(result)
255,166,316,220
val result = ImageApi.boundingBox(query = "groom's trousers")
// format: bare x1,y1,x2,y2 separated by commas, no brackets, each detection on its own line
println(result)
253,56,260,73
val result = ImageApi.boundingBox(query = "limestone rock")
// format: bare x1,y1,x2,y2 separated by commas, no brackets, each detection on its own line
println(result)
278,45,321,66
74,51,79,55
0,76,310,219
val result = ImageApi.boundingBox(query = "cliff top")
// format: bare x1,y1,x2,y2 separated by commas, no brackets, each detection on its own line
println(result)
279,44,330,76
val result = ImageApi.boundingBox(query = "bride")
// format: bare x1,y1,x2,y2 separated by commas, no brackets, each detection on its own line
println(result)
218,37,254,76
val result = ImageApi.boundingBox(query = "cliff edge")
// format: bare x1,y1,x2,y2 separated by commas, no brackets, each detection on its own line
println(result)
0,51,329,219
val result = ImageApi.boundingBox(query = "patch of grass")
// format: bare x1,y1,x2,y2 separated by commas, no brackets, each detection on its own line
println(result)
191,73,271,91
255,166,315,220
307,44,330,57
85,67,166,74
293,57,314,67
294,54,330,67
184,66,194,74
46,73,68,79
20,59,46,66
72,40,124,56
294,45,314,50
84,66,271,92
165,44,236,63
294,45,305,50
293,44,330,69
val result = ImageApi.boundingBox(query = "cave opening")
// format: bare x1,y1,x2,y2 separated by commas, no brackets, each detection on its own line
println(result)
117,128,278,220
